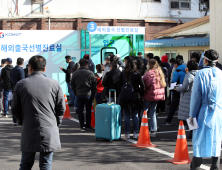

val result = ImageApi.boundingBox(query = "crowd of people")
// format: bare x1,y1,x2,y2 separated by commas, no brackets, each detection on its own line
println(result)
0,49,222,169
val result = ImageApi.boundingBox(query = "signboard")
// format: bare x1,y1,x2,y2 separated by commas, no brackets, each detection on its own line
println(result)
89,26,145,34
0,30,80,94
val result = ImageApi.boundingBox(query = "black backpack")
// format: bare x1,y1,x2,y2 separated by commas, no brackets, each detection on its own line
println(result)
120,73,136,102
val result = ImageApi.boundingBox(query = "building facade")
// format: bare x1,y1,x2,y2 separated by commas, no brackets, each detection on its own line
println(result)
0,0,209,41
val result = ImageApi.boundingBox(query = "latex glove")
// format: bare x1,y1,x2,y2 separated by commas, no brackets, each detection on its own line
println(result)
189,117,194,126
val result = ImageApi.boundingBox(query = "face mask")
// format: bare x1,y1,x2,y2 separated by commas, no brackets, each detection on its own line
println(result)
146,65,149,69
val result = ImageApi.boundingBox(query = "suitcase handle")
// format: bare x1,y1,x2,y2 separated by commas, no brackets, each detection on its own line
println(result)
109,89,116,104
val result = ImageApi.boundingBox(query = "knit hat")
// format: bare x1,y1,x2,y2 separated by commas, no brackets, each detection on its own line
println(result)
83,54,89,60
161,55,168,63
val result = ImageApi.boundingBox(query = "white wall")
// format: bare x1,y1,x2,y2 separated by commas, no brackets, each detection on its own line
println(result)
210,0,222,63
0,0,209,22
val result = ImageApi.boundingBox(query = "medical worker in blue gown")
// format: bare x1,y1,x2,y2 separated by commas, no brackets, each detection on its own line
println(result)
189,49,222,170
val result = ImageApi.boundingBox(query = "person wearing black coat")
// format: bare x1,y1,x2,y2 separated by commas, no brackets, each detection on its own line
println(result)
119,58,145,140
11,56,66,170
102,61,121,103
1,58,14,118
59,55,75,105
23,64,29,78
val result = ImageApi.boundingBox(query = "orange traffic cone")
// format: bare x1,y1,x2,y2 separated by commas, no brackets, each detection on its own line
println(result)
167,120,191,164
132,111,157,148
90,105,95,128
63,94,74,119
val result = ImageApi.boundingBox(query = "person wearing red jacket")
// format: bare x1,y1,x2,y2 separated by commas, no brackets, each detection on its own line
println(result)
143,59,166,137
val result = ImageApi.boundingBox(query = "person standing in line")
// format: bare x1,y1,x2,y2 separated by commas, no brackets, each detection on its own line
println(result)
23,64,29,78
189,50,222,170
83,54,95,73
119,58,145,139
161,59,186,126
59,55,75,106
71,59,96,131
95,64,104,105
11,55,66,170
167,58,176,107
143,59,166,137
0,59,6,115
146,53,154,60
10,57,25,126
103,60,121,103
1,58,14,118
70,62,80,114
175,60,199,140
161,55,170,69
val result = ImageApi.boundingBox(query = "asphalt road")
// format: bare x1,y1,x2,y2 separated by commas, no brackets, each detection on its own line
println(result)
0,106,221,170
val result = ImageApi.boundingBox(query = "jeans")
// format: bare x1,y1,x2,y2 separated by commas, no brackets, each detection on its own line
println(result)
123,109,139,134
165,96,180,123
95,93,101,105
67,83,75,104
20,152,53,170
190,157,220,170
0,91,3,113
3,89,12,115
144,100,158,131
77,95,92,128
74,95,78,110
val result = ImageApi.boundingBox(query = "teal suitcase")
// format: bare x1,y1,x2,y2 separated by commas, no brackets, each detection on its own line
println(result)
95,90,121,142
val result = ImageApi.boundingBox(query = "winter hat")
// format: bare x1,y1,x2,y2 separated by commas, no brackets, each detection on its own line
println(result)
161,55,168,63
83,54,89,60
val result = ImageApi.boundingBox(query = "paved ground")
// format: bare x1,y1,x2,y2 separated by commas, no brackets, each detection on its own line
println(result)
0,106,221,170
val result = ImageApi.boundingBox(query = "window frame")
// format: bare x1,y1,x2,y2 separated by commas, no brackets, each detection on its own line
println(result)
31,0,44,14
141,0,161,3
170,0,191,10
165,51,177,61
188,50,204,61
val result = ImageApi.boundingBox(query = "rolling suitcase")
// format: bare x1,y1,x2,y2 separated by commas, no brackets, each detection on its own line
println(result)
95,89,121,142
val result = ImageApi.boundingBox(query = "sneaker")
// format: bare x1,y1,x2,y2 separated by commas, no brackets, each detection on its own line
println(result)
133,132,139,139
150,132,156,137
80,127,86,132
13,123,18,126
2,115,8,118
161,122,171,126
124,134,130,139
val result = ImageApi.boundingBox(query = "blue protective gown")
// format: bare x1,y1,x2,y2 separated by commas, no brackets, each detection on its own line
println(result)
189,66,222,157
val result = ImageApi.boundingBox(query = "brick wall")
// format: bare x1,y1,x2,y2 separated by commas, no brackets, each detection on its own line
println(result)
0,18,177,40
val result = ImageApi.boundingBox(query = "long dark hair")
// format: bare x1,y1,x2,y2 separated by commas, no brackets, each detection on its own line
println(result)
96,64,102,73
124,57,137,83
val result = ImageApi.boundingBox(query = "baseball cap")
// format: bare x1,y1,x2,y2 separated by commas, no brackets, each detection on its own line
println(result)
6,58,12,63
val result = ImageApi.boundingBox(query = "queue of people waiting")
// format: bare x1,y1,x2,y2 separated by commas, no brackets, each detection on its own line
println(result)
65,51,222,141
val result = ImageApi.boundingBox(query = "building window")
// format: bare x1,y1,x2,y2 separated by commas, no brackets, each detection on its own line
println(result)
171,0,190,10
31,0,43,14
165,51,177,61
188,50,204,60
141,0,161,2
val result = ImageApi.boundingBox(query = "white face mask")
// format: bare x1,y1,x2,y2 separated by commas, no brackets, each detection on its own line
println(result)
146,65,149,70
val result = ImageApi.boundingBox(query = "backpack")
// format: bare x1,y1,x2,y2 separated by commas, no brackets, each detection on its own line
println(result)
120,73,136,102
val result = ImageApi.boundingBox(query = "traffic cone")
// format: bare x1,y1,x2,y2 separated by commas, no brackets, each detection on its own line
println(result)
167,120,191,164
90,105,95,128
132,111,157,148
63,94,74,119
